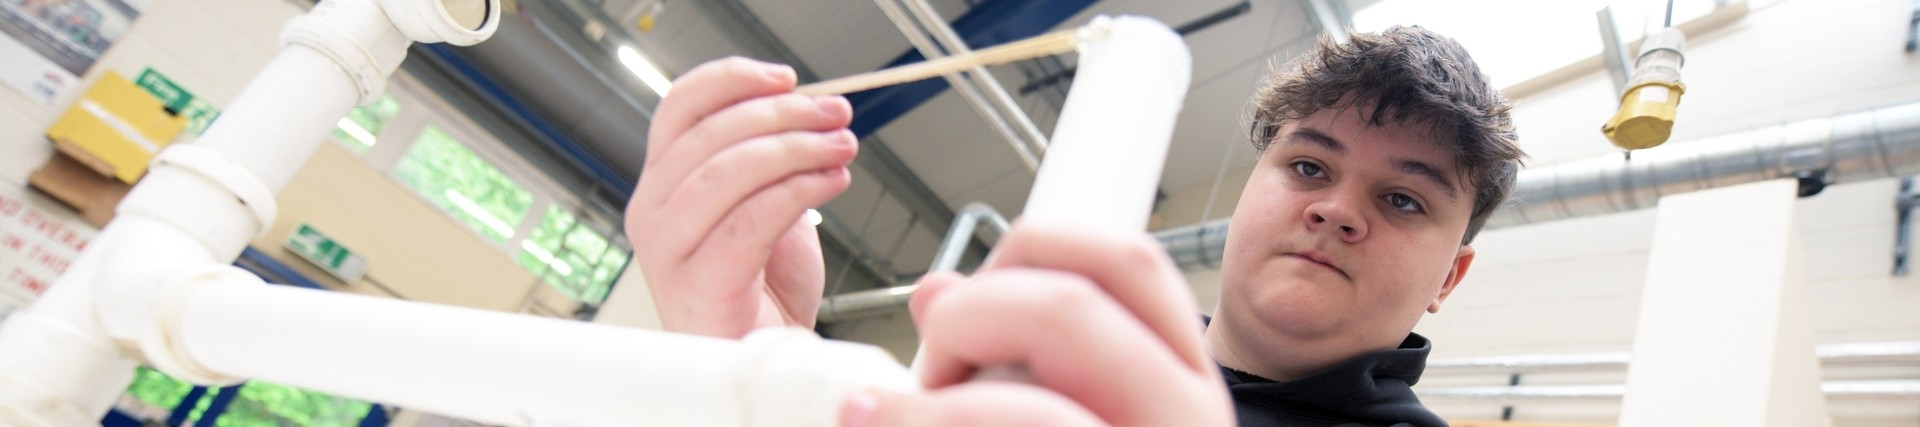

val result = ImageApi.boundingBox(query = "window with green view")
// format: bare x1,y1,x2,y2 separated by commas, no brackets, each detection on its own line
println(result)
330,95,400,154
215,381,372,427
124,367,373,426
517,205,630,304
393,125,535,243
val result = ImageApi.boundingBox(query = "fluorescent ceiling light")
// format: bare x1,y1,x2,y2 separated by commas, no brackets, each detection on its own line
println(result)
618,45,674,97
520,240,575,275
444,188,517,239
336,118,377,147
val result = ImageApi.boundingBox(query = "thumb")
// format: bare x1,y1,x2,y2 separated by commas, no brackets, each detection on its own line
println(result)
842,383,1105,427
840,388,925,427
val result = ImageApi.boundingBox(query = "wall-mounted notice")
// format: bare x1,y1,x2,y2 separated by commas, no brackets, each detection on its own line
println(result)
0,183,97,318
0,0,151,107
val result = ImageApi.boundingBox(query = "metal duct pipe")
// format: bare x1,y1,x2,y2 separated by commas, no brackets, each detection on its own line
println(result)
1495,102,1920,227
1159,101,1920,271
929,203,1012,273
819,102,1920,319
818,203,1009,323
1156,219,1231,270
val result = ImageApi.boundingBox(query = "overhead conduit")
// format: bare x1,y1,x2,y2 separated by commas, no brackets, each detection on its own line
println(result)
820,102,1920,321
1157,101,1920,271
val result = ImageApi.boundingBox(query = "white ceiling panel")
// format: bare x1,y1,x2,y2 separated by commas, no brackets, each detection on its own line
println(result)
952,167,1036,220
871,91,1029,205
741,0,913,79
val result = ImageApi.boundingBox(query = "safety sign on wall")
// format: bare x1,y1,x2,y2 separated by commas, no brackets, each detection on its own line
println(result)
0,184,97,319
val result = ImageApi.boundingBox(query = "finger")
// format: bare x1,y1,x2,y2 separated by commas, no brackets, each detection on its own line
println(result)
658,129,857,261
681,166,852,314
647,57,796,165
983,220,1211,373
905,270,965,328
842,383,1103,427
913,268,1223,424
762,217,826,326
643,95,852,208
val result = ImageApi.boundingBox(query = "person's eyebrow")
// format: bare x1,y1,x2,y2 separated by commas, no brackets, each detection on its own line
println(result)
1284,128,1346,155
1393,158,1460,202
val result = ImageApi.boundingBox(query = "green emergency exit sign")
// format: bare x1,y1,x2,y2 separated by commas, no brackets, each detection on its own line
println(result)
132,67,221,136
285,223,368,284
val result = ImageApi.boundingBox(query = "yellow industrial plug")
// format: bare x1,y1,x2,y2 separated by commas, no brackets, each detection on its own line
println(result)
1603,81,1685,150
1603,28,1687,151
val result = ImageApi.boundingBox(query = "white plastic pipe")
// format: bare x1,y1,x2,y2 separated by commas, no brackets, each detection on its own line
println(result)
911,15,1190,379
0,245,130,425
195,45,363,193
1021,15,1191,230
0,0,499,424
177,281,916,426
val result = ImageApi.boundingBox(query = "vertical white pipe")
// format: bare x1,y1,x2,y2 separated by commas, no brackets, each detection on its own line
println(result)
0,220,126,425
1022,16,1191,230
178,282,916,426
193,45,362,193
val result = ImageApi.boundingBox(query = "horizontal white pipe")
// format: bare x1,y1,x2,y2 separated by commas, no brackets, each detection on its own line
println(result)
1419,380,1920,401
1424,341,1920,374
178,282,916,426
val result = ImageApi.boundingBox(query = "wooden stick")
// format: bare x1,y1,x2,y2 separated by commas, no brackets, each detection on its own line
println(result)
794,30,1080,96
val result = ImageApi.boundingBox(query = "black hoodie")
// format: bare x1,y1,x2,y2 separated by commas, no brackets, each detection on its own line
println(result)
1218,333,1447,427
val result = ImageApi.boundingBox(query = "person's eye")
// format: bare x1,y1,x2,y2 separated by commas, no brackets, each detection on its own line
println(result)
1385,193,1425,214
1290,161,1326,179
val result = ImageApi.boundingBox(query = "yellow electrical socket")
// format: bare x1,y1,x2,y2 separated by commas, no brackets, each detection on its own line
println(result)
1602,81,1685,151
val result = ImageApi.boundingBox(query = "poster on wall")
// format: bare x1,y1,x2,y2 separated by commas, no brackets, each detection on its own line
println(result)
0,0,150,107
0,183,96,323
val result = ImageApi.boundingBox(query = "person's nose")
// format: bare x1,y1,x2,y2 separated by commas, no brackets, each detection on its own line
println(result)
1304,190,1368,243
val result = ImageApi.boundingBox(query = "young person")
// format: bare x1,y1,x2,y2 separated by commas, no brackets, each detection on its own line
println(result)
628,24,1521,427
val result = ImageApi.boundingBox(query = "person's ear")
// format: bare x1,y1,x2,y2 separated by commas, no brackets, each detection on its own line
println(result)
1429,245,1475,314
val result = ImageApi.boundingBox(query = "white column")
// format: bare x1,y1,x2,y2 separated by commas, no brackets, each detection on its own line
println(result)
1618,178,1828,426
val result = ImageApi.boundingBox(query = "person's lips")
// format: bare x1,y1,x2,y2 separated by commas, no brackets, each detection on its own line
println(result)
1284,250,1349,279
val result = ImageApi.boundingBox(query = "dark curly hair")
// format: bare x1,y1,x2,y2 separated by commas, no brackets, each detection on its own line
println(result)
1247,25,1525,244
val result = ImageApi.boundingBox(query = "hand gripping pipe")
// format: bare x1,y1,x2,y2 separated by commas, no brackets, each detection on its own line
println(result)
0,8,1188,427
815,16,1192,324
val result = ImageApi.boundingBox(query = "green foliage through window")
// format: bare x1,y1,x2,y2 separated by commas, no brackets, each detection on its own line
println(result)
517,205,629,304
215,381,372,427
393,125,534,243
123,367,372,426
126,366,194,411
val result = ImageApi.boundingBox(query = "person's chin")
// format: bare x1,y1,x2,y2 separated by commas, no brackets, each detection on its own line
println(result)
1243,285,1343,339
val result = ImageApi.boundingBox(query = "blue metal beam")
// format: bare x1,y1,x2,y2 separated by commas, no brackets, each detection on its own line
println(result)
847,0,1097,137
191,384,243,427
235,246,327,290
166,386,209,426
414,44,635,200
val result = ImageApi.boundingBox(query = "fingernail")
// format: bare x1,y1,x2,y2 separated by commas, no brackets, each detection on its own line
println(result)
816,96,846,114
840,391,879,427
834,129,857,146
765,64,795,83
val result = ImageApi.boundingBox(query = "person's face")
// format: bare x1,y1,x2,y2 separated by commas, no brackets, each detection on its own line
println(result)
1219,103,1477,355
